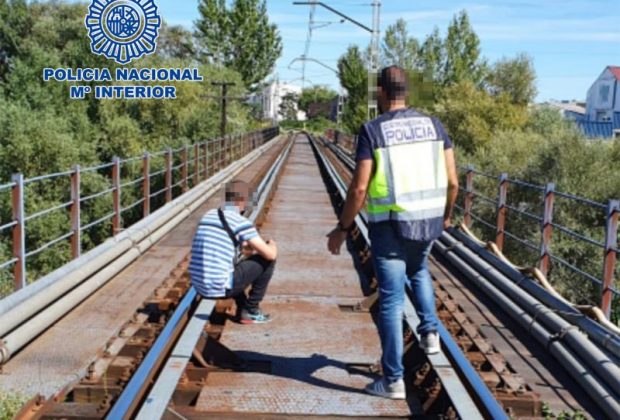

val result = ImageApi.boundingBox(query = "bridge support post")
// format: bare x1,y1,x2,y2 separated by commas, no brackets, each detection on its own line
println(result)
182,146,188,193
11,173,26,290
202,142,208,180
194,143,199,186
112,157,121,235
143,153,150,217
495,173,508,252
70,165,81,259
601,199,619,318
464,165,475,228
539,183,555,277
165,148,172,203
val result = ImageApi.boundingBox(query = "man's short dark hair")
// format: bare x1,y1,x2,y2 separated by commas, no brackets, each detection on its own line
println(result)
378,66,408,101
225,179,250,202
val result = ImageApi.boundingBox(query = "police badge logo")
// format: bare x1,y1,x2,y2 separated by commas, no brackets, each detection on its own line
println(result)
85,0,161,65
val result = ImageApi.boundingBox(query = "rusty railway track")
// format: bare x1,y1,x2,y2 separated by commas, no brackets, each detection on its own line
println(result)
12,135,293,420
319,135,541,418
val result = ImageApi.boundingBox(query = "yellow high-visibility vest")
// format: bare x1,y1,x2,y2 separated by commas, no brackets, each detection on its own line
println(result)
366,116,448,224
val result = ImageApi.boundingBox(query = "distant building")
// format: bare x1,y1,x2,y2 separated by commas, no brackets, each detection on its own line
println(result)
574,66,620,138
586,66,620,122
544,100,586,120
252,80,306,122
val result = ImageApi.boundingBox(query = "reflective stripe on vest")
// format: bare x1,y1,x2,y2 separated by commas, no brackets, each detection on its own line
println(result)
367,117,447,223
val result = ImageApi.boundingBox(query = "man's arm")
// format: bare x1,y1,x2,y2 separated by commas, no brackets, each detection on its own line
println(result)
339,159,374,229
248,236,277,261
443,148,459,228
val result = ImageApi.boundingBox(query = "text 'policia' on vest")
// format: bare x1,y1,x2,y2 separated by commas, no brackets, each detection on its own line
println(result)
366,112,448,241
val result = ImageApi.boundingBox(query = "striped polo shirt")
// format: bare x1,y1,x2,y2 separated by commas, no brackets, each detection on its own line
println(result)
189,206,259,297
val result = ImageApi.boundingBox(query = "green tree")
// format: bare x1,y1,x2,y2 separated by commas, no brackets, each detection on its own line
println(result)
443,10,487,87
487,53,537,105
338,45,367,133
381,18,419,69
435,80,528,154
195,0,282,89
298,85,337,119
279,92,299,121
157,24,196,60
419,27,444,82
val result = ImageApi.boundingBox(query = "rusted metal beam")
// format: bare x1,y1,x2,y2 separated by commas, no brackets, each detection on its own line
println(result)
165,148,172,203
194,143,200,186
601,199,619,318
70,165,81,259
112,157,121,235
182,146,189,193
539,183,555,277
202,142,208,180
495,173,508,251
142,153,150,218
11,173,26,289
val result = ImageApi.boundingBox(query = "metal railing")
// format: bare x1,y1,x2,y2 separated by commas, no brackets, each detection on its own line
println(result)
0,127,279,298
456,165,619,318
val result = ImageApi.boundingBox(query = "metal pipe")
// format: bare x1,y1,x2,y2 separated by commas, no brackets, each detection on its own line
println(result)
450,228,620,360
0,137,282,352
111,134,294,420
433,240,620,419
439,232,620,395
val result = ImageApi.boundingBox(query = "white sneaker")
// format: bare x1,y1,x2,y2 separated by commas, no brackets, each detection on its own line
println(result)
364,377,406,399
420,331,440,354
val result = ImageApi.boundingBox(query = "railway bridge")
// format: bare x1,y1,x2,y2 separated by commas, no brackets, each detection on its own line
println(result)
0,130,618,419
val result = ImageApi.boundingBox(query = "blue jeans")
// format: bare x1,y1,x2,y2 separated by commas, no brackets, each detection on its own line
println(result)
369,223,438,382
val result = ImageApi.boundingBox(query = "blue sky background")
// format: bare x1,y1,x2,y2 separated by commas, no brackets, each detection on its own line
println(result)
100,1,620,101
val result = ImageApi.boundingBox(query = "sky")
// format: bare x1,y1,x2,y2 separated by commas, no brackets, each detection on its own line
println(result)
93,1,620,102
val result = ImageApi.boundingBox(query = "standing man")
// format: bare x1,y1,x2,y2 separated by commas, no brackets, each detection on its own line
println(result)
327,66,458,399
190,179,277,324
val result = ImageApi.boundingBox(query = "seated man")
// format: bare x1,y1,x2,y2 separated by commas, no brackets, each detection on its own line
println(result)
189,179,277,324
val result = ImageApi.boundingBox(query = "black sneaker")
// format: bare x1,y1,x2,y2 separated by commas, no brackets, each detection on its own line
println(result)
240,309,272,324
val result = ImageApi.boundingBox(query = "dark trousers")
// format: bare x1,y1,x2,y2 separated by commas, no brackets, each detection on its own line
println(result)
226,255,275,312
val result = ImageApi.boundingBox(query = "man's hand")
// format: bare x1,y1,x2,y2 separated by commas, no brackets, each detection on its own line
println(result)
443,219,452,230
327,228,348,255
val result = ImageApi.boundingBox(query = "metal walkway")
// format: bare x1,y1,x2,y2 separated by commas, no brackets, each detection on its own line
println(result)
194,136,411,417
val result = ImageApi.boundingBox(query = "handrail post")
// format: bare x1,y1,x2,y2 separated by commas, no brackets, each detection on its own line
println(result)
495,173,509,251
464,165,475,227
165,148,172,202
70,165,81,259
11,173,26,289
601,199,619,318
181,145,188,193
112,157,121,235
143,152,150,217
539,183,555,277
202,142,208,179
194,143,199,186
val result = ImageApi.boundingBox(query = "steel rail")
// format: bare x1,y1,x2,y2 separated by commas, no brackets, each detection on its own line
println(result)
24,201,72,222
24,170,73,185
312,135,500,419
0,133,282,363
113,135,294,420
80,187,115,203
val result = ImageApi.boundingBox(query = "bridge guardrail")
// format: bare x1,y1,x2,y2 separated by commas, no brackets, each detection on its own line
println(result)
324,129,619,320
0,127,280,298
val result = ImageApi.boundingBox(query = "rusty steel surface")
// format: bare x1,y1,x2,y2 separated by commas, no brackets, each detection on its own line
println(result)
429,256,603,419
195,136,410,417
321,138,606,419
0,136,287,401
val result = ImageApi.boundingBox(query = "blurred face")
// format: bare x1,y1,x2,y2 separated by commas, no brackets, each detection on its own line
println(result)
226,182,249,212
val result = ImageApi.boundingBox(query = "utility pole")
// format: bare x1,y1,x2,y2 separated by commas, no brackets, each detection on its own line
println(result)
211,81,236,138
293,1,381,119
